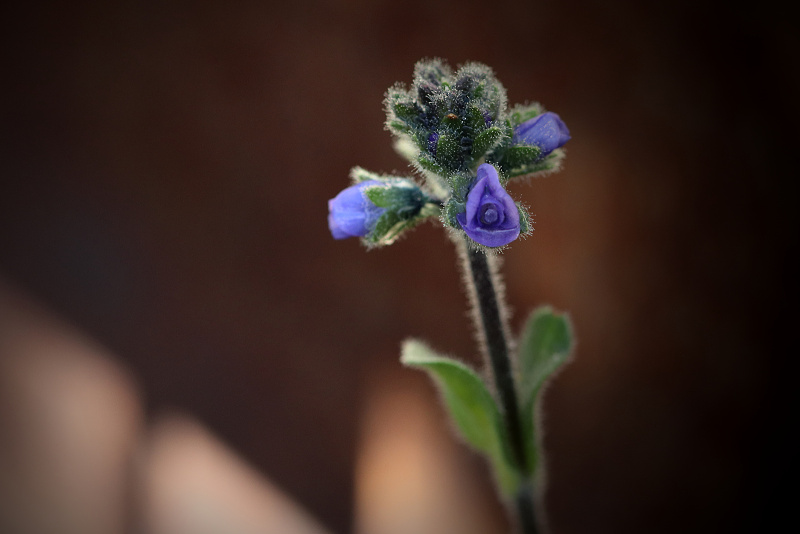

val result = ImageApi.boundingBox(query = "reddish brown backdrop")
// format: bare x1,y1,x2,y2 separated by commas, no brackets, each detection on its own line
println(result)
1,1,795,533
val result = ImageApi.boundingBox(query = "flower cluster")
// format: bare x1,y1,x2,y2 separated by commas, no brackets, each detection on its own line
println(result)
328,59,570,249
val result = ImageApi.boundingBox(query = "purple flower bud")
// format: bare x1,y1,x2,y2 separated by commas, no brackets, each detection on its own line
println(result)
456,164,520,248
427,132,439,155
328,180,387,239
512,112,570,157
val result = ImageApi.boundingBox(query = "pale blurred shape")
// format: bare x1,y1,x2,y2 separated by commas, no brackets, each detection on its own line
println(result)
355,370,503,534
0,279,143,534
138,414,331,534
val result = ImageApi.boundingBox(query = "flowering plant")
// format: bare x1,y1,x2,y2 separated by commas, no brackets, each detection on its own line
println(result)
328,59,573,534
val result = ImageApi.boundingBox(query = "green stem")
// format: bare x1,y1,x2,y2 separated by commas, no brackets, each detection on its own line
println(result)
462,241,539,534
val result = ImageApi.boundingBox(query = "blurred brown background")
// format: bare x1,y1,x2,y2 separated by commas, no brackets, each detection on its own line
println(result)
1,1,796,533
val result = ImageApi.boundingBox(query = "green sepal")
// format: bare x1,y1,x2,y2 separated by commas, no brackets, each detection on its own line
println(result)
364,186,392,207
363,183,424,215
435,133,461,169
349,166,383,184
466,105,486,132
416,153,447,177
471,126,504,163
392,101,420,123
455,62,507,120
508,102,544,127
449,172,474,200
384,84,422,136
442,198,466,228
387,120,411,134
504,149,565,180
517,307,574,478
414,58,453,87
372,210,401,236
492,145,542,175
361,182,439,247
401,340,521,496
517,202,532,235
365,211,414,247
418,202,442,219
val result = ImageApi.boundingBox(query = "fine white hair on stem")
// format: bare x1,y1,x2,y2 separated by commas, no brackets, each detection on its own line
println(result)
452,235,517,391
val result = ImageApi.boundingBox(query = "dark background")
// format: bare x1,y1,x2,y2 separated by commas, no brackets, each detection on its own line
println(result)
1,1,796,533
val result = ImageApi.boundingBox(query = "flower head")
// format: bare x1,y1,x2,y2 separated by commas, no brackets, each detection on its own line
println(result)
512,112,570,157
328,180,387,239
456,164,520,248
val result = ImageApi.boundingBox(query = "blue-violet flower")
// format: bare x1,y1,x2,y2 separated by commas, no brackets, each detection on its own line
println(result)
328,180,386,239
456,164,520,248
512,111,570,157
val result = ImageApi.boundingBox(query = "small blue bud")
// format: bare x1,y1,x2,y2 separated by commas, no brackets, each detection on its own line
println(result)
512,112,570,157
456,164,520,248
427,132,439,156
328,180,387,239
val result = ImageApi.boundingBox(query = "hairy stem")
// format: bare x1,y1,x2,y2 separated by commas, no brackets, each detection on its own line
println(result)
515,482,538,534
461,241,539,534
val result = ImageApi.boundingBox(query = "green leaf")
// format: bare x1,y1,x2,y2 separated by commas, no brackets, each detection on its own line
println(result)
401,340,520,495
517,307,574,477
